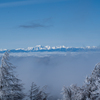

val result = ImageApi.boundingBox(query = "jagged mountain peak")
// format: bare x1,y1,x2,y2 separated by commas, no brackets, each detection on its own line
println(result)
0,45,99,53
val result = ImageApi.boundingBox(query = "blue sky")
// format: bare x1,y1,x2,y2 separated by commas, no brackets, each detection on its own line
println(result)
0,0,100,49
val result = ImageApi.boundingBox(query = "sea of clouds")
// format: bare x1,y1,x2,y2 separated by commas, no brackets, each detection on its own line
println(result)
0,52,100,98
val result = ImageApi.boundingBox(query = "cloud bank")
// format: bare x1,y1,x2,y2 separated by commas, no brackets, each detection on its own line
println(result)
0,52,99,98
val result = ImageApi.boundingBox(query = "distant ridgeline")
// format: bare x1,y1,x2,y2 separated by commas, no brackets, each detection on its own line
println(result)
0,45,100,53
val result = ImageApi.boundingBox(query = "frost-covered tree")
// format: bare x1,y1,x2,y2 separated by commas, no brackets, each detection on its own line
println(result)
60,63,100,100
61,85,86,100
71,85,87,100
29,82,48,100
61,86,74,100
0,52,25,100
84,63,100,100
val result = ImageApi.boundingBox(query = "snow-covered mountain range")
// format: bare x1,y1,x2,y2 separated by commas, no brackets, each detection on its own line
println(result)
0,45,100,53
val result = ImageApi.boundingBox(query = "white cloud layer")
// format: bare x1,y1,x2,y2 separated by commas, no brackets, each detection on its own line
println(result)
0,52,99,98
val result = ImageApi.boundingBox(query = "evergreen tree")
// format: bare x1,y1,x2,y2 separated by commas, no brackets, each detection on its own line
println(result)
60,63,100,100
29,82,48,100
71,84,86,100
0,52,25,100
61,86,74,100
84,63,100,100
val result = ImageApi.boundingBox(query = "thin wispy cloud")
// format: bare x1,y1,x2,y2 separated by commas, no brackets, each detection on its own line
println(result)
19,23,46,28
0,0,67,8
19,18,53,29
0,1,32,7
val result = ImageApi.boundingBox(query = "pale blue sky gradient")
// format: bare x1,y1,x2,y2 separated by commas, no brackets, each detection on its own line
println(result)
0,0,100,49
